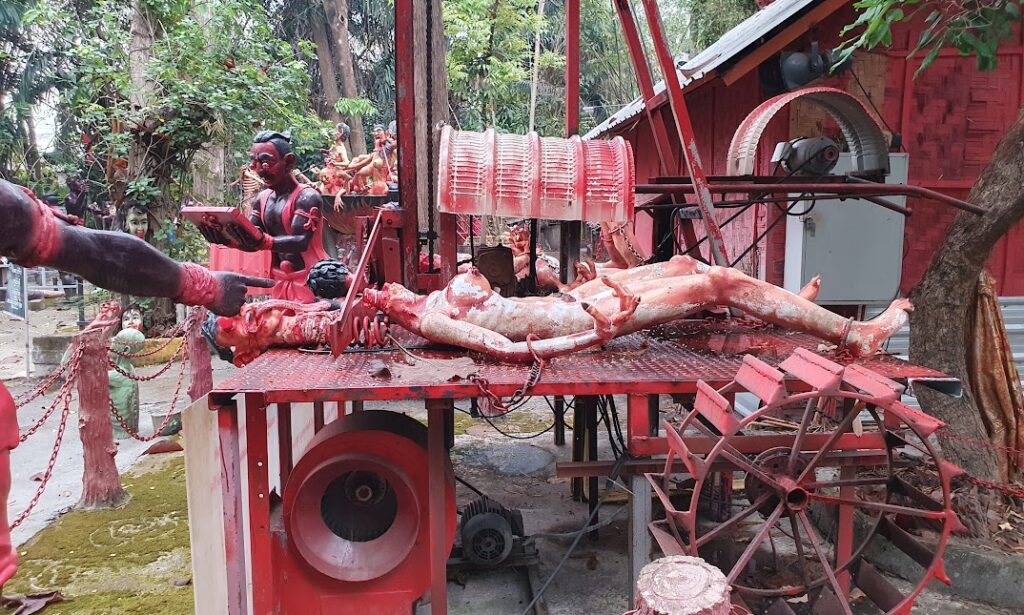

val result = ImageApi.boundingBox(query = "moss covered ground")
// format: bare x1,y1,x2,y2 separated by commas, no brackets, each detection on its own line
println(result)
4,454,193,614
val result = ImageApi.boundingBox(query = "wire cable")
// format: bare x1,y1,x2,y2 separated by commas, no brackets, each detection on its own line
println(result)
518,454,629,615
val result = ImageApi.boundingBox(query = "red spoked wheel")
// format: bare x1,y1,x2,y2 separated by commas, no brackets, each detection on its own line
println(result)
647,349,963,615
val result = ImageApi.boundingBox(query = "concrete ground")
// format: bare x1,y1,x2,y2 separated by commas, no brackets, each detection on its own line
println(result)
1,307,1020,613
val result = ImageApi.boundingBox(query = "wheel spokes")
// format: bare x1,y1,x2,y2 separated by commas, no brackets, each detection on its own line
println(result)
695,491,774,549
808,494,948,520
726,502,785,586
796,510,854,615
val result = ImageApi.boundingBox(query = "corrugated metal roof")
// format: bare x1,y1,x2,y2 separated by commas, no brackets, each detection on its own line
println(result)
583,0,820,140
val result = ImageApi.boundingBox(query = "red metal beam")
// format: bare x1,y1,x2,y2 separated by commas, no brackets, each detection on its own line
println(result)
638,0,731,267
566,0,580,135
630,431,888,458
394,0,420,286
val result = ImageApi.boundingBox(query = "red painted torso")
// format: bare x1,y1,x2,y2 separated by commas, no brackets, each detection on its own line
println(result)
0,382,18,450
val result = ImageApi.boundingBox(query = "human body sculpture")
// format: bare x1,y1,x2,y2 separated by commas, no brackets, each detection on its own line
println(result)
209,255,901,365
0,179,271,587
203,131,331,303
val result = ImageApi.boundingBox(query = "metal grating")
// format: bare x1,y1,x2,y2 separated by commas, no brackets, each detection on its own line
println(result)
212,320,949,404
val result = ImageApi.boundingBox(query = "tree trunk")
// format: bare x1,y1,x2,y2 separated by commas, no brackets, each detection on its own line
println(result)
322,0,367,155
311,15,343,124
76,330,130,509
909,109,1024,485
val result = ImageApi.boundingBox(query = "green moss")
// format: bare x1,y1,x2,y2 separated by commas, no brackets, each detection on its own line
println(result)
6,455,193,613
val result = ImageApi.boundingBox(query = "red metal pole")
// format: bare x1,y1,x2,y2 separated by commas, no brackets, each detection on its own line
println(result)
394,0,420,286
216,403,247,615
638,0,731,267
244,393,273,614
566,0,580,135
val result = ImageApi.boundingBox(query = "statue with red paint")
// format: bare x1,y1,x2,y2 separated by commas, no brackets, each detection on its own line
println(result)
0,179,273,588
201,131,331,303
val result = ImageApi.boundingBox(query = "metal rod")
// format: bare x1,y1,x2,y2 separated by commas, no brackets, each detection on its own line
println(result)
639,0,731,267
636,183,982,214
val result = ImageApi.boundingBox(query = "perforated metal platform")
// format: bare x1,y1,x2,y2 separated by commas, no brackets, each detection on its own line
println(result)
210,320,951,404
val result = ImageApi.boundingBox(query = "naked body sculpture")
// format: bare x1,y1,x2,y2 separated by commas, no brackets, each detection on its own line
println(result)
209,255,893,366
362,256,896,362
0,179,272,588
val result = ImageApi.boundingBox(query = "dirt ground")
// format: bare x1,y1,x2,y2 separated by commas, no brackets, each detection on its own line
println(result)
0,305,1019,614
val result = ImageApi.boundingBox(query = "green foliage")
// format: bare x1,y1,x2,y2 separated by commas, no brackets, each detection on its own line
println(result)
445,0,541,131
152,218,209,265
63,0,328,219
681,0,757,54
840,0,1024,74
334,97,378,117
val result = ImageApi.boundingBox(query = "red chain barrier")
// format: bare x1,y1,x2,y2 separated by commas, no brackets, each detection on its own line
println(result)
107,315,193,443
13,359,71,408
9,343,78,528
937,428,1024,459
965,476,1024,500
18,345,83,444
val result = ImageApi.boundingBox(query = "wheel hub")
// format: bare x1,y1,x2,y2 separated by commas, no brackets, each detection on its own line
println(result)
743,447,812,516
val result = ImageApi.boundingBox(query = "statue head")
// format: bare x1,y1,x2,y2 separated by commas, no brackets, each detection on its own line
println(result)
121,304,144,332
124,205,149,240
372,124,386,142
387,120,397,139
335,123,351,143
250,130,297,187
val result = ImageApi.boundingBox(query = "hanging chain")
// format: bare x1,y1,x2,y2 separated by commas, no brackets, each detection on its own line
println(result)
13,359,71,408
609,222,650,265
965,475,1024,500
19,344,83,444
11,387,73,530
470,340,545,413
108,329,190,442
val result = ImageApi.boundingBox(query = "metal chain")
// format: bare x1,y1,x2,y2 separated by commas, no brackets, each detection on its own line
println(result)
470,354,544,414
13,359,72,408
938,428,1024,459
108,339,189,442
19,345,83,444
609,222,650,265
11,387,73,529
965,475,1024,500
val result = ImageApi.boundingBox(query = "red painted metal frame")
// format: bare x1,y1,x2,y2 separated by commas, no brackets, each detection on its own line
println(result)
566,0,580,136
636,182,984,215
394,0,419,287
637,0,731,267
212,393,454,615
610,0,700,249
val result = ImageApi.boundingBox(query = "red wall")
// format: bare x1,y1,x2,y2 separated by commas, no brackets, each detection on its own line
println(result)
610,6,1024,295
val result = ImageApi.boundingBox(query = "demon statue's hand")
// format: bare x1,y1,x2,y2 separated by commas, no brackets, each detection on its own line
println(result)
207,271,275,316
230,224,270,252
580,276,639,340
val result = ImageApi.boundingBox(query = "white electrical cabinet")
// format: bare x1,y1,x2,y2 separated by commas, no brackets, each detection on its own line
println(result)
783,153,908,305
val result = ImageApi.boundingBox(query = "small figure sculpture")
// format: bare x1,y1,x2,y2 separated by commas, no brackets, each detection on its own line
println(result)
206,255,904,365
121,304,145,332
108,328,145,438
313,123,354,196
0,179,272,586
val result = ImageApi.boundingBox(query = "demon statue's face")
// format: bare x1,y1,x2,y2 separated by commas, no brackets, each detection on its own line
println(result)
249,141,294,186
125,207,149,240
